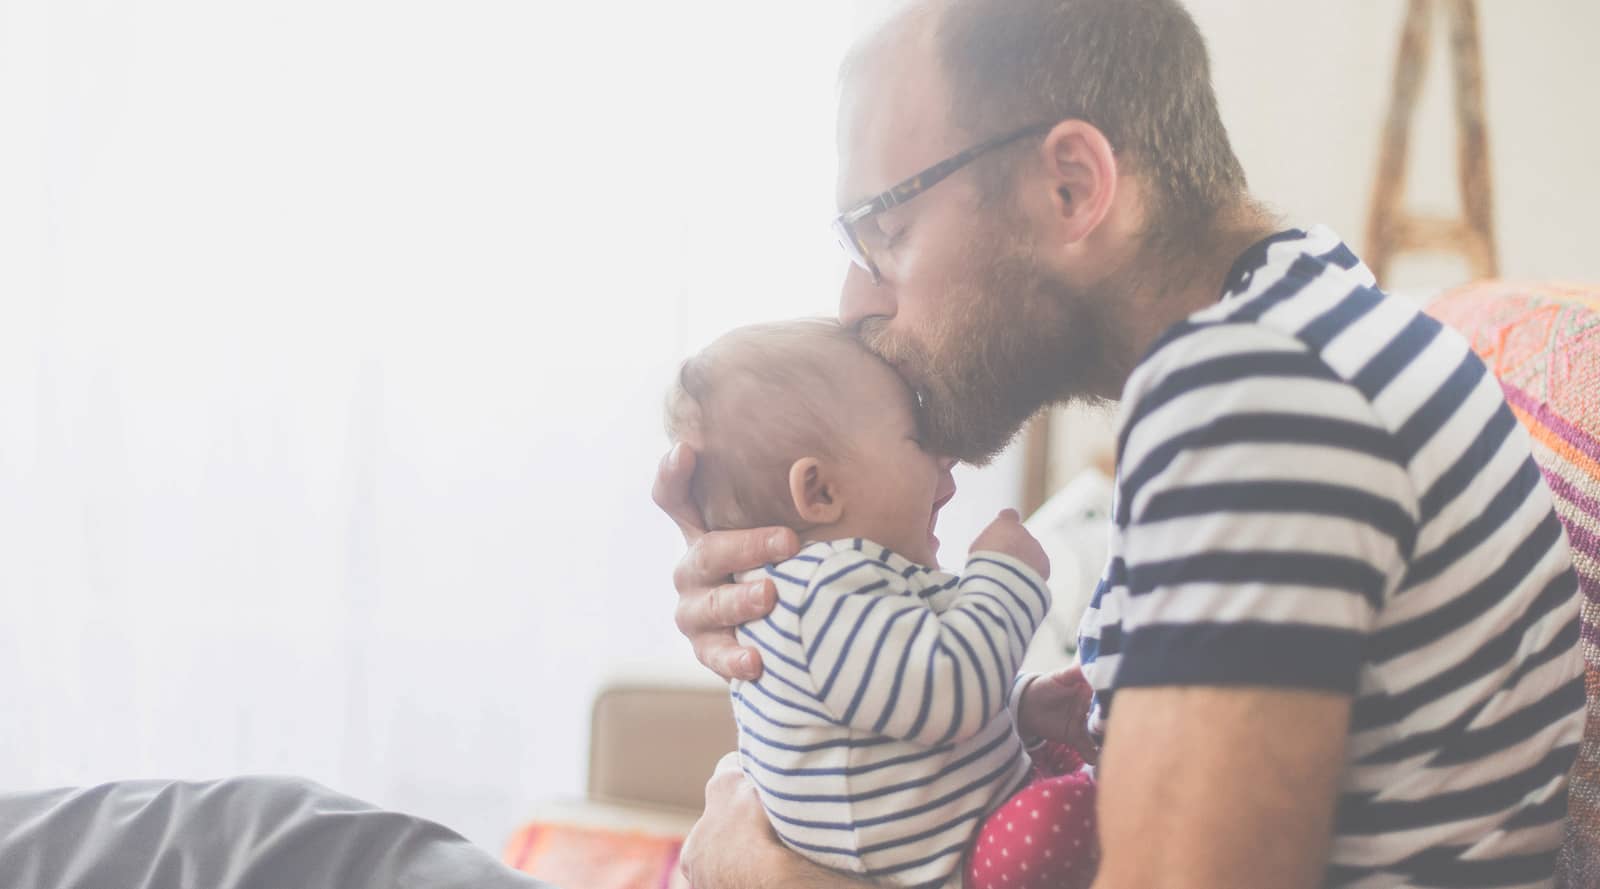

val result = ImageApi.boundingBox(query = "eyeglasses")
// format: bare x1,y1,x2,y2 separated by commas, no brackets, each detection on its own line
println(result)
831,121,1053,284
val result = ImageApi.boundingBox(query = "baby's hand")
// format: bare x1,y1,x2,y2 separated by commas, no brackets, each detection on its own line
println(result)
971,509,1050,580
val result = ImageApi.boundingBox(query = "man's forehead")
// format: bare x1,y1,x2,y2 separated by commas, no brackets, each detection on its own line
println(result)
835,5,957,209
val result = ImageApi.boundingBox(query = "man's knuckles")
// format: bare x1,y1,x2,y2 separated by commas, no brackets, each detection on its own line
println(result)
709,583,745,626
693,529,765,582
650,457,681,509
689,634,735,673
705,758,743,796
672,547,704,595
716,648,749,679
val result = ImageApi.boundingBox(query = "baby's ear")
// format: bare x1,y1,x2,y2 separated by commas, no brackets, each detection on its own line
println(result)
788,457,844,525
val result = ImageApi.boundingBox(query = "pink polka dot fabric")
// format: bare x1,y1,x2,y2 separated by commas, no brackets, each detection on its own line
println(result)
964,743,1098,889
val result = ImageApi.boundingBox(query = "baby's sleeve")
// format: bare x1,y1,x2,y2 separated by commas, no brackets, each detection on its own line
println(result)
797,548,1050,747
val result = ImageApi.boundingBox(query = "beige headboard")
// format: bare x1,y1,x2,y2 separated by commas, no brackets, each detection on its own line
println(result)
587,681,737,814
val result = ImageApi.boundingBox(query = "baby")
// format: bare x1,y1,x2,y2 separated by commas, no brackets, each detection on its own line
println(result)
665,319,1097,889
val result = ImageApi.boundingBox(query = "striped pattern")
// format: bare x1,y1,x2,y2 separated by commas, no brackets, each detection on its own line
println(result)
1077,227,1584,888
1426,282,1600,888
731,538,1049,889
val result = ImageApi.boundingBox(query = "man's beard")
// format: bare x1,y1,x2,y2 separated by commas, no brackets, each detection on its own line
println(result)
860,226,1125,466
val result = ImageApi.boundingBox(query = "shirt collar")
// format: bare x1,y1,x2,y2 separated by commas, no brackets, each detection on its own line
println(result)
1219,228,1306,300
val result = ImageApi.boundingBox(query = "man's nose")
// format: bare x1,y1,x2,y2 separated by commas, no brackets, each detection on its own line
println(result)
838,263,895,331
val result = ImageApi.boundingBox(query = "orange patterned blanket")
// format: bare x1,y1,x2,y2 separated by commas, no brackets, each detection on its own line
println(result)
1428,282,1600,887
504,819,692,889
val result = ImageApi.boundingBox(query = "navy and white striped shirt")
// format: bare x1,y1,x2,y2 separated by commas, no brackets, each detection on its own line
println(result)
1078,226,1584,888
732,539,1050,889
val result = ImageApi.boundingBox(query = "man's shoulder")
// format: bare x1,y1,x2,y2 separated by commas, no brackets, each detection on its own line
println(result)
1121,225,1479,447
1117,303,1379,452
1129,229,1359,379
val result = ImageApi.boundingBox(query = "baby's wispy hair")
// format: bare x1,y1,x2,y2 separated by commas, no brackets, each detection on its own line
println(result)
664,318,868,532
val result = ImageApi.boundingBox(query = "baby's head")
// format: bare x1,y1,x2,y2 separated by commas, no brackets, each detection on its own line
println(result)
665,319,954,565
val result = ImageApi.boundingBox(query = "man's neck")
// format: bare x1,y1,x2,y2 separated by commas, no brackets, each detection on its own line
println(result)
1116,205,1281,382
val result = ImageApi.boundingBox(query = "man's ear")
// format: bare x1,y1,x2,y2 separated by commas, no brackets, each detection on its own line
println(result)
1036,119,1119,246
788,457,845,525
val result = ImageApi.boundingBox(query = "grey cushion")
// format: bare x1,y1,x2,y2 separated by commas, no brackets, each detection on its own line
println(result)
0,776,556,889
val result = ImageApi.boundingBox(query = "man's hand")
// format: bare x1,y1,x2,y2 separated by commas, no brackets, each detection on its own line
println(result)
682,754,869,889
680,754,784,888
1017,665,1099,765
971,509,1050,579
653,444,799,682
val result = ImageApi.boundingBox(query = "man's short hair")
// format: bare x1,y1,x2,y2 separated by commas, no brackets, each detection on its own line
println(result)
937,0,1247,237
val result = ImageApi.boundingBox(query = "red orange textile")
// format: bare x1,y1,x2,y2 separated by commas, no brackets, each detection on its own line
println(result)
1427,281,1600,887
503,821,689,889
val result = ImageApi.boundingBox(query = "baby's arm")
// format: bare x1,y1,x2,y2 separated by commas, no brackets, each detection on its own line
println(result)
798,521,1051,748
969,508,1050,579
969,508,1060,740
972,513,1102,768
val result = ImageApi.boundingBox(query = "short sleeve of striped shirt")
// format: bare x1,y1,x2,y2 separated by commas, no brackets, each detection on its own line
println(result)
1111,321,1419,695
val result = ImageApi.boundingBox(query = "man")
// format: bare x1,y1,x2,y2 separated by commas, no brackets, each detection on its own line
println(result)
651,0,1585,887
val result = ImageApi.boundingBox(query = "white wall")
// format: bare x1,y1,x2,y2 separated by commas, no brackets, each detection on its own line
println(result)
0,0,1039,852
0,0,872,852
1188,0,1600,289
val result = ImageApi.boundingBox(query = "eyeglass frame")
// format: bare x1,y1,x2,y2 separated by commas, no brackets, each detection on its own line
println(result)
831,120,1055,284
